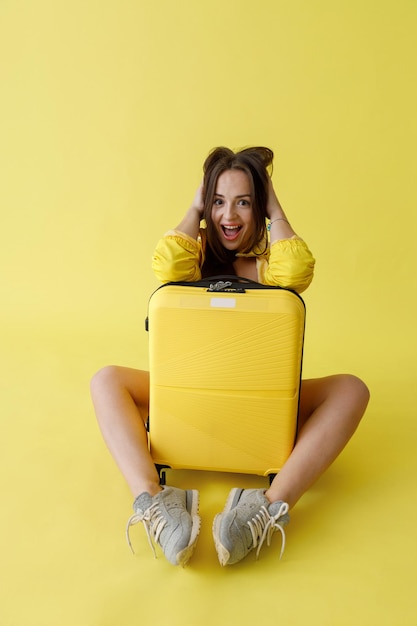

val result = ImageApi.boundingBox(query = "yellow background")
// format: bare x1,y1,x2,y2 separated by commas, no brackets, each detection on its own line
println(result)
1,1,416,624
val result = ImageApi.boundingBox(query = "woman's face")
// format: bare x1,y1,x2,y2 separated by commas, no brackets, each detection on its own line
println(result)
211,169,255,252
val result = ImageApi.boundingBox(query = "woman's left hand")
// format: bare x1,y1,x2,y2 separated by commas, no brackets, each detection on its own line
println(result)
266,177,284,220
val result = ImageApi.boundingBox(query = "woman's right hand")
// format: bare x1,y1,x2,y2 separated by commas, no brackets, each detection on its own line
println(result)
174,182,205,239
190,182,205,218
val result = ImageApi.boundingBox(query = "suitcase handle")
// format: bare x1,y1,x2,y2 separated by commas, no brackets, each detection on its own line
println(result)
183,275,291,293
180,275,260,293
207,279,245,293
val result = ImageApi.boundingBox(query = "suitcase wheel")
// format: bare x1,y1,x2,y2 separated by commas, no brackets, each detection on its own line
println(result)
155,464,171,485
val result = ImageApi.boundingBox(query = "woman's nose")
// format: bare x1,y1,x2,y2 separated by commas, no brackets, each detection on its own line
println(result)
223,202,235,220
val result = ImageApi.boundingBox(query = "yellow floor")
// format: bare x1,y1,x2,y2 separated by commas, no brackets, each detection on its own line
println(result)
1,324,416,626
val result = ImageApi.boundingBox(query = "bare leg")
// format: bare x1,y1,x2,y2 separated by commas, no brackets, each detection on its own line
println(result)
90,365,161,498
265,374,370,508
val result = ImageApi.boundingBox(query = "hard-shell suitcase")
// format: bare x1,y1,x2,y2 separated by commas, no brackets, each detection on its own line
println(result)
146,277,305,482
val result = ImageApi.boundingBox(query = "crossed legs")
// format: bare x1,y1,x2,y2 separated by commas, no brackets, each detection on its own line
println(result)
90,367,369,507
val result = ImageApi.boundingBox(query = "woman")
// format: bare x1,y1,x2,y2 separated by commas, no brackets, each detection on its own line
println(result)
90,146,369,567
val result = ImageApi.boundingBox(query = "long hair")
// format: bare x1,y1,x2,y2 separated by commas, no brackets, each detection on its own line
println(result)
201,146,273,277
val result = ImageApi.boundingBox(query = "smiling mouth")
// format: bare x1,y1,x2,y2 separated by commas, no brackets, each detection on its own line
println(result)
221,225,242,240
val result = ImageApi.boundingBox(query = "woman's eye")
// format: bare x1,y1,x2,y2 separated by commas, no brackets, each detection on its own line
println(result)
213,198,223,206
238,199,250,206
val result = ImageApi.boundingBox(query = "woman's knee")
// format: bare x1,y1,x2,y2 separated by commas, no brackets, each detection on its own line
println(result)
90,365,122,397
299,373,369,427
338,374,370,408
90,365,150,408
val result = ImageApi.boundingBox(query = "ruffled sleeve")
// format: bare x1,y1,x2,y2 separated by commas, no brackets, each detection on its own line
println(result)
152,230,203,283
258,238,315,293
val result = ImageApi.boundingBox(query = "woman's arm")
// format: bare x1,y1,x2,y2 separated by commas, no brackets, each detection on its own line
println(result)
261,178,315,292
261,238,315,292
174,183,205,240
266,178,298,241
152,184,205,283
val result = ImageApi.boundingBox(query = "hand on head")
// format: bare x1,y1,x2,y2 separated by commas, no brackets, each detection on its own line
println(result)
266,176,283,220
191,182,205,219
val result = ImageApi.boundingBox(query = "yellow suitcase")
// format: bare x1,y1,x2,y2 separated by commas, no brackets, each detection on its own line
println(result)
146,277,305,482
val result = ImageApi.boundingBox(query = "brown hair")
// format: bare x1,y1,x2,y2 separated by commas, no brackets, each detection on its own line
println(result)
201,146,273,276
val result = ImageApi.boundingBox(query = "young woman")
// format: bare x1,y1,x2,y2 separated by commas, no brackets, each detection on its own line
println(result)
90,147,369,567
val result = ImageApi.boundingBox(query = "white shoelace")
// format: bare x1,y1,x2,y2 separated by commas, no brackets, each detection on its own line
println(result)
126,502,167,558
247,502,290,560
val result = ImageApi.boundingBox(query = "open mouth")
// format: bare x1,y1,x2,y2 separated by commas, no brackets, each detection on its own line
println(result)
221,225,242,241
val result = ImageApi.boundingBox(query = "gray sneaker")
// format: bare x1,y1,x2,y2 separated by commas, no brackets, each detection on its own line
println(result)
213,488,290,566
126,486,200,566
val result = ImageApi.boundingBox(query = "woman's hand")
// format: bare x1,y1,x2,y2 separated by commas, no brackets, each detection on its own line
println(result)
174,182,205,239
266,176,284,220
190,182,205,219
266,177,297,240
